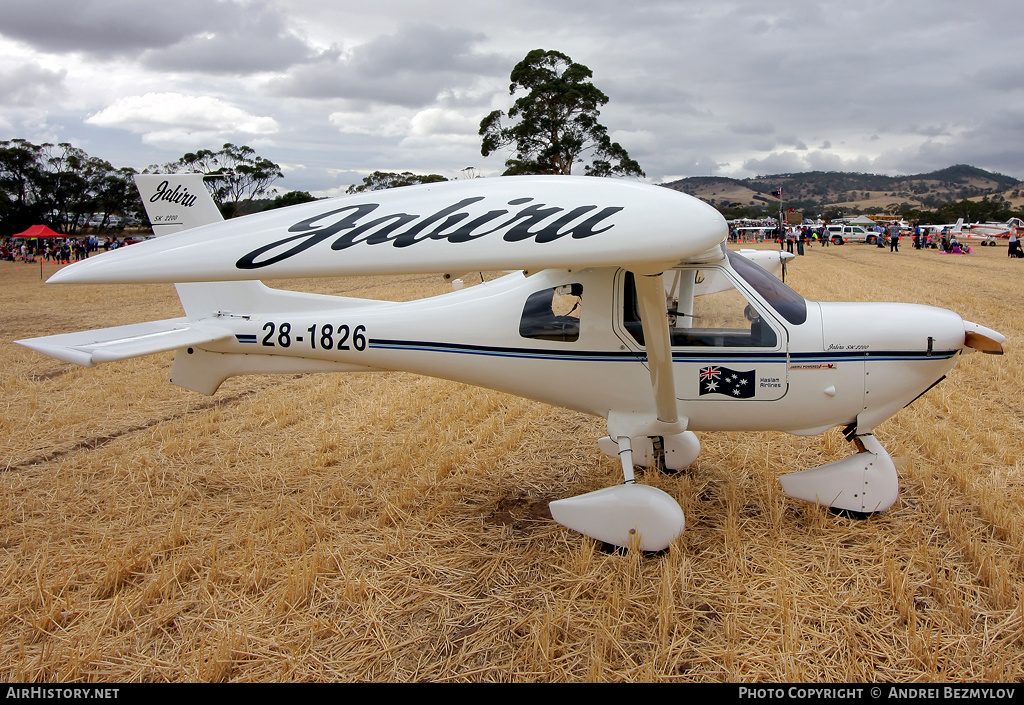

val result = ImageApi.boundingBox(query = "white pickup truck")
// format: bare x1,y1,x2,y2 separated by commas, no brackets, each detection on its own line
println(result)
824,224,885,244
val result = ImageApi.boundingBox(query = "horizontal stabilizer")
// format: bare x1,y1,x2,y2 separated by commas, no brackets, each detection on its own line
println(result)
16,318,233,367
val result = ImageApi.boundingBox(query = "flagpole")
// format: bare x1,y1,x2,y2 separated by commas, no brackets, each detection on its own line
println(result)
770,186,784,245
779,188,784,232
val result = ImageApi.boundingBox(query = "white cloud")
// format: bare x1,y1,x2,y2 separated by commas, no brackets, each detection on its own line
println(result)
408,108,478,138
328,106,479,142
85,93,279,147
328,110,410,138
610,129,657,152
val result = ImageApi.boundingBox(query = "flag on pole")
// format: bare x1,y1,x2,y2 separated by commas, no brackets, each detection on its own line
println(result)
770,188,783,199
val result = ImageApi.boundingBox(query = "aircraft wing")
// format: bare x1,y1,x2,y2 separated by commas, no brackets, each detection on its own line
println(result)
16,319,233,367
46,176,727,285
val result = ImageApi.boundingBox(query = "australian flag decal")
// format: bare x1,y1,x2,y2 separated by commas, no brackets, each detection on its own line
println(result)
699,366,756,398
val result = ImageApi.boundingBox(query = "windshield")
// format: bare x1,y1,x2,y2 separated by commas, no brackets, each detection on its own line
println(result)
725,249,807,325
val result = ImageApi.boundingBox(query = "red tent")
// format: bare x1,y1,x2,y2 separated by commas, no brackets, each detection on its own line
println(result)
12,225,63,238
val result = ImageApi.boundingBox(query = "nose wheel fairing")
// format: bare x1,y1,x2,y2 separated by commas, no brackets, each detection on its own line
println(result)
778,434,898,514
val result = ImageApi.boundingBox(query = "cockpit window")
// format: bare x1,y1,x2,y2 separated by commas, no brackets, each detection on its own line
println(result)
623,271,778,348
520,284,582,342
725,249,807,325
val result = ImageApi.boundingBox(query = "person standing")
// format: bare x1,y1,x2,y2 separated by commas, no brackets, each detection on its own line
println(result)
889,222,900,252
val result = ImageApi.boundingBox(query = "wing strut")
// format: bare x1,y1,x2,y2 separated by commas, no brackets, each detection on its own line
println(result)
605,269,686,480
606,269,685,449
633,271,680,427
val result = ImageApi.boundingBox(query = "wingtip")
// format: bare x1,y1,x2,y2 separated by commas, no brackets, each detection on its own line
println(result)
15,339,95,366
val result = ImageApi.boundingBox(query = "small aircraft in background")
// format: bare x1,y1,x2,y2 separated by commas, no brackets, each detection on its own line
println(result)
948,218,997,247
962,217,1024,239
925,217,1023,246
924,218,1002,247
16,175,1004,551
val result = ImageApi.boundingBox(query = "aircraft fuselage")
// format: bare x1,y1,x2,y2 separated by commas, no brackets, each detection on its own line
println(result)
181,258,965,438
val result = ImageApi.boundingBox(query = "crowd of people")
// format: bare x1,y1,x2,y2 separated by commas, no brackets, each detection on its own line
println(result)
729,221,1009,256
0,235,127,263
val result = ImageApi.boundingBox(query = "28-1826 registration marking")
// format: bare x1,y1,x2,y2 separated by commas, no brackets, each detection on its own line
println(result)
260,322,367,351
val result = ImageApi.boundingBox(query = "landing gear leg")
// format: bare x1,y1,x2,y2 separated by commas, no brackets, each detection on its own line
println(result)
597,431,701,473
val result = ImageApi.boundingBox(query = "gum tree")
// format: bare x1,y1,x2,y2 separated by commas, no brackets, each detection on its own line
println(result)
479,49,644,178
166,143,283,218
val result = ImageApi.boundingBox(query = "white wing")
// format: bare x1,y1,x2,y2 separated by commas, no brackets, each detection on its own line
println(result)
49,176,727,284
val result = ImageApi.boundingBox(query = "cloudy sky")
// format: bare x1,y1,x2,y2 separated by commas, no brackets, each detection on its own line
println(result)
1,0,1022,196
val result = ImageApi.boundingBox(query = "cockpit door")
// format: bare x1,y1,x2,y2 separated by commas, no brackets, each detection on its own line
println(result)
617,267,790,402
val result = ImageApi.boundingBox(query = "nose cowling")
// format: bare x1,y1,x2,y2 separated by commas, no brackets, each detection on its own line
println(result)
819,302,998,434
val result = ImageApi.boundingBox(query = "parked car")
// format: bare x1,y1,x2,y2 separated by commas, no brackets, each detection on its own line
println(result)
823,224,883,244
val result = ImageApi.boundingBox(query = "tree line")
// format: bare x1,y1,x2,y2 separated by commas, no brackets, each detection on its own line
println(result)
716,194,1024,225
0,140,140,237
0,140,292,237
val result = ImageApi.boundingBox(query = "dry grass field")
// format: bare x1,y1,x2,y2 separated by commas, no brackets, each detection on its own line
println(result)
1,241,1022,682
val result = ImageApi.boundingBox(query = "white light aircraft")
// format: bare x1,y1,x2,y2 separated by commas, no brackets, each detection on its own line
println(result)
963,217,1024,238
927,217,1024,245
931,218,1000,247
16,175,1005,551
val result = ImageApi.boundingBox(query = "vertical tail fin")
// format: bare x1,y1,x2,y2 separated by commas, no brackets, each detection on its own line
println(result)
134,174,243,321
134,174,223,236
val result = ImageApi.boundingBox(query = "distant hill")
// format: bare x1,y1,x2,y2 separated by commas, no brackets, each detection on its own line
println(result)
661,165,1024,214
